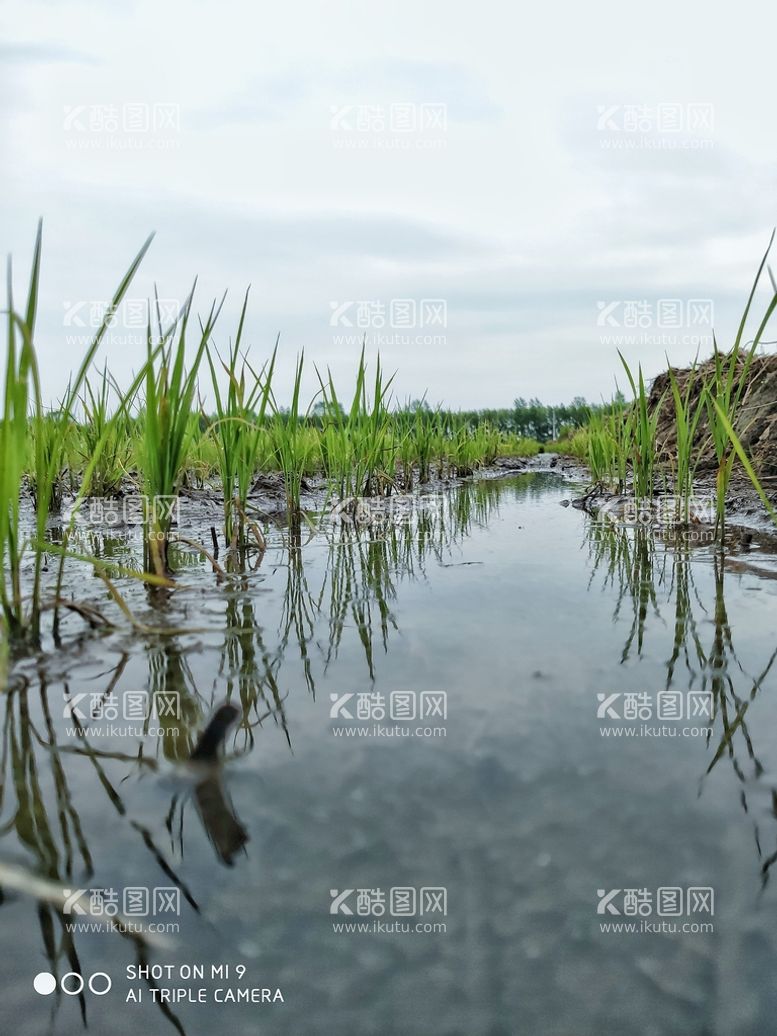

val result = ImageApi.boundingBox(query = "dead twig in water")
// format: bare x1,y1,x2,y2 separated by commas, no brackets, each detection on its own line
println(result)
39,597,114,630
171,534,227,579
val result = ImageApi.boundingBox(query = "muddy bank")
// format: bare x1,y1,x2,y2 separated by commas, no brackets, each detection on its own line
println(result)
495,447,777,535
489,453,587,481
54,457,578,532
28,446,776,538
650,352,777,482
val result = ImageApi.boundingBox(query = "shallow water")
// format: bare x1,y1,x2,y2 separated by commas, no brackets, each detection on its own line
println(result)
4,471,777,1035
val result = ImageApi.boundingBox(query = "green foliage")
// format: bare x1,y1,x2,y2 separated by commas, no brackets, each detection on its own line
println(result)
1,223,151,649
702,234,777,534
316,347,397,499
665,361,705,523
206,290,275,547
617,352,663,502
575,235,777,540
78,365,135,497
268,353,318,519
139,290,220,573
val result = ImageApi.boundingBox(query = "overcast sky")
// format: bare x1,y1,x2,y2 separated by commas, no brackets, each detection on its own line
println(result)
2,0,776,409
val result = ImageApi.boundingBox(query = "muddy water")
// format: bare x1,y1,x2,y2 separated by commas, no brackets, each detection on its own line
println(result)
3,472,777,1035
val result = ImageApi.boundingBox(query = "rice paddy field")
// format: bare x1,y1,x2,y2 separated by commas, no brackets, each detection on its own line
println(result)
13,0,777,1028
2,223,777,1034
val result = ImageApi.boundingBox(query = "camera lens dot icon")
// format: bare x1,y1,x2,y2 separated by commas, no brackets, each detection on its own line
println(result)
33,972,57,995
32,971,111,996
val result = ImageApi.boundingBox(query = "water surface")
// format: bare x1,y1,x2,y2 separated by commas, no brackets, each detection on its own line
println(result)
4,472,777,1035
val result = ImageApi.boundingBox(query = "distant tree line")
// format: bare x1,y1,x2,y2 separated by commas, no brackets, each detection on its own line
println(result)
267,395,625,442
398,395,624,442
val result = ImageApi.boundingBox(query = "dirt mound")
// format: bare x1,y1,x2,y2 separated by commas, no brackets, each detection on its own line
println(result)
649,352,777,477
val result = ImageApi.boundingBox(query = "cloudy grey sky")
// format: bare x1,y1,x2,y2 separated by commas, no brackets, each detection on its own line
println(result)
2,0,776,409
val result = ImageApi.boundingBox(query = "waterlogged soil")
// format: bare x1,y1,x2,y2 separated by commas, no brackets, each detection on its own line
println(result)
4,469,777,1035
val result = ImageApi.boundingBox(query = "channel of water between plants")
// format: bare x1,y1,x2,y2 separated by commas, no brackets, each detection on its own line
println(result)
3,466,777,1034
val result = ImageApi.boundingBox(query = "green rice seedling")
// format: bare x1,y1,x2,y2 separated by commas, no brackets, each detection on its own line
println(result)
32,295,147,522
184,415,220,488
583,412,610,484
436,413,503,477
315,348,398,500
429,410,449,479
703,236,777,538
709,398,777,526
581,399,631,490
349,354,399,496
583,410,612,487
448,425,478,476
27,404,76,511
393,403,437,488
414,406,435,483
34,255,152,632
139,290,223,575
497,434,540,457
179,413,210,488
251,422,276,473
618,353,662,501
206,292,276,547
47,347,177,640
610,400,634,492
558,425,590,462
475,421,501,466
613,406,634,492
390,408,412,491
1,223,152,650
665,360,705,524
396,416,416,490
0,245,39,649
78,364,135,497
268,353,318,521
317,417,337,485
704,345,743,540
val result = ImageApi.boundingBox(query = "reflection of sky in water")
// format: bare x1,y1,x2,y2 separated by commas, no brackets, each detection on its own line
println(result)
4,473,777,1035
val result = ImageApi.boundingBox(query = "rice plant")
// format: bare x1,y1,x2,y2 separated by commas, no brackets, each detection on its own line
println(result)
414,406,435,483
396,416,417,491
206,290,276,548
1,222,152,651
702,235,777,537
618,353,663,501
708,398,777,526
139,290,222,574
583,412,612,486
664,360,705,524
78,364,135,497
0,239,39,649
315,348,397,500
268,353,318,521
28,404,76,511
448,424,483,476
581,401,630,490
